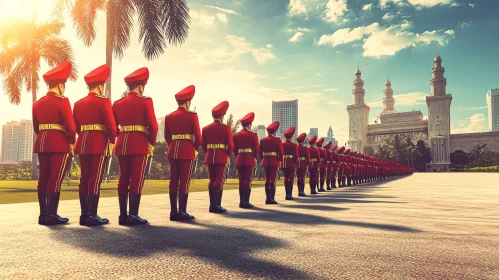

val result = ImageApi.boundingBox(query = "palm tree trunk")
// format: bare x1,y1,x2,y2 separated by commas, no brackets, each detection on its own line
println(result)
31,64,38,180
105,15,113,99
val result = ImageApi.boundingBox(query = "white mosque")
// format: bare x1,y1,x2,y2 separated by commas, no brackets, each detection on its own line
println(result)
347,54,499,169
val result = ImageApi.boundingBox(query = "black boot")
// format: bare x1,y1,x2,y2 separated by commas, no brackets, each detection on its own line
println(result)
79,193,88,226
215,190,227,213
239,188,246,208
289,182,294,200
246,189,254,208
347,177,352,186
298,181,307,197
326,180,332,190
318,180,326,192
44,192,69,225
331,178,337,188
270,186,278,204
37,191,46,225
265,184,273,204
169,193,178,221
310,181,318,195
177,194,195,220
128,194,148,225
208,188,217,213
86,194,109,226
118,193,128,225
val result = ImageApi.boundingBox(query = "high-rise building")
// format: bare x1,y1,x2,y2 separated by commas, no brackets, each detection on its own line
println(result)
255,125,266,141
309,128,318,138
323,126,339,146
272,100,298,140
1,120,33,162
156,117,165,142
486,89,499,132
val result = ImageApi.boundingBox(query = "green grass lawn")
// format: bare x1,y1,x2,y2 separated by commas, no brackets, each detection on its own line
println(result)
0,179,267,204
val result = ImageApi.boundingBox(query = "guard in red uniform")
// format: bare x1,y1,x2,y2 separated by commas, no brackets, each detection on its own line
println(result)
260,121,284,204
73,64,117,226
165,85,201,221
296,133,309,197
337,147,346,187
323,142,333,190
113,67,158,226
331,145,338,188
344,149,352,186
201,101,234,213
316,137,327,192
233,112,260,208
33,61,76,225
308,136,319,194
281,127,298,200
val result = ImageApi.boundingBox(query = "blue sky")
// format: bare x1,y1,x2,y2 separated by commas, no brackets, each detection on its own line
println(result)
0,0,498,146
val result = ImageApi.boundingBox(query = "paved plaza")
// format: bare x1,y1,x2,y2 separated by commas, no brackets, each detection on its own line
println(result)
0,173,498,279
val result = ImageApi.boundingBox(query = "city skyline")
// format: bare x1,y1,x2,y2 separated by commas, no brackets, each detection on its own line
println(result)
0,0,498,147
272,100,298,140
486,89,499,132
1,120,33,162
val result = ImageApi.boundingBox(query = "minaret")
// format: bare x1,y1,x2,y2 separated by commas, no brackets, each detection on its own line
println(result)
381,76,396,114
327,126,333,137
347,66,370,153
426,53,452,168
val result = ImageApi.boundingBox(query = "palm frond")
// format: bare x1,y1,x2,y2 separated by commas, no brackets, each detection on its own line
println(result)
34,21,65,40
54,0,75,18
161,0,190,46
71,0,105,46
134,0,166,60
40,37,78,81
107,0,135,59
3,59,30,105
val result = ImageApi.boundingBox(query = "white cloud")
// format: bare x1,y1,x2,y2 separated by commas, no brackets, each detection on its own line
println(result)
325,88,340,92
362,3,373,10
289,32,304,42
456,105,487,111
318,21,455,58
407,0,456,8
367,91,427,107
324,0,348,23
382,13,396,21
469,3,476,8
379,0,406,8
216,13,228,24
266,44,273,48
311,84,324,87
288,0,322,16
316,72,323,76
452,113,487,133
205,5,239,15
451,2,461,7
252,48,278,65
286,27,313,33
460,22,472,28
328,100,343,105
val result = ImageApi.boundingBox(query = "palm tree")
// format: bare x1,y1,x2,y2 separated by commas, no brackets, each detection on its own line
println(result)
56,0,190,100
0,18,78,179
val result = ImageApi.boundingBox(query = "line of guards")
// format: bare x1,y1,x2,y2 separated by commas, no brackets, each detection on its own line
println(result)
31,62,413,227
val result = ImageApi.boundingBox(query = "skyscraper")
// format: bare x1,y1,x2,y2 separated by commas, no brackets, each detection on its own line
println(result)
486,89,499,132
309,128,318,138
323,126,339,146
272,100,298,140
1,120,33,162
255,125,266,141
156,116,165,142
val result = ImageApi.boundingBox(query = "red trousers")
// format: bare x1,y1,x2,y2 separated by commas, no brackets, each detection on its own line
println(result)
169,159,194,194
118,155,148,195
319,167,326,183
296,168,307,184
237,166,254,189
326,167,332,181
208,164,227,191
37,153,71,193
263,166,279,187
79,154,107,195
331,168,337,181
282,168,295,184
309,168,318,185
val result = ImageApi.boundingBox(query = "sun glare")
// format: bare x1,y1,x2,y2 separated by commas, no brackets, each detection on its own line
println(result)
0,0,53,22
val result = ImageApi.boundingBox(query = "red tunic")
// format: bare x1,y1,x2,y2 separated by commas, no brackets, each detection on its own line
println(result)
113,92,158,155
259,135,284,168
308,146,320,169
33,92,76,153
164,107,202,160
201,120,234,165
73,92,117,154
281,140,298,169
297,143,310,169
233,129,259,167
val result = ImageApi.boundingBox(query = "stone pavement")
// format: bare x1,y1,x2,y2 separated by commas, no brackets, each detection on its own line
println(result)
0,173,498,279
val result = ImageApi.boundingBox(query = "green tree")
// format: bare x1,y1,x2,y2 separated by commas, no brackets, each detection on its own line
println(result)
364,146,374,156
466,144,499,168
56,0,190,100
0,18,78,179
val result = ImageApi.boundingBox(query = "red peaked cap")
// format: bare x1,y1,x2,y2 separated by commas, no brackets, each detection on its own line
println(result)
43,61,72,83
175,85,195,101
324,142,332,150
240,112,255,125
316,137,325,147
124,67,149,85
345,149,351,155
284,126,295,138
308,135,317,145
296,133,307,143
84,64,110,85
212,101,229,117
338,146,345,153
332,144,338,151
267,121,280,133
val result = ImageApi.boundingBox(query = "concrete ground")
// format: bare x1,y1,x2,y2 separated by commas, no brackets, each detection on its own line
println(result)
0,173,497,279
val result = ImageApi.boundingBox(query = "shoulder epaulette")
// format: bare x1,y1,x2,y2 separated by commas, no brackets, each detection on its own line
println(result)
54,94,67,99
139,95,151,99
95,95,109,99
186,109,197,114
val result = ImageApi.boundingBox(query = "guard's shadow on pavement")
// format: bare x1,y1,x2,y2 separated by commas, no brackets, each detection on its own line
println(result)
49,224,314,279
225,207,419,233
